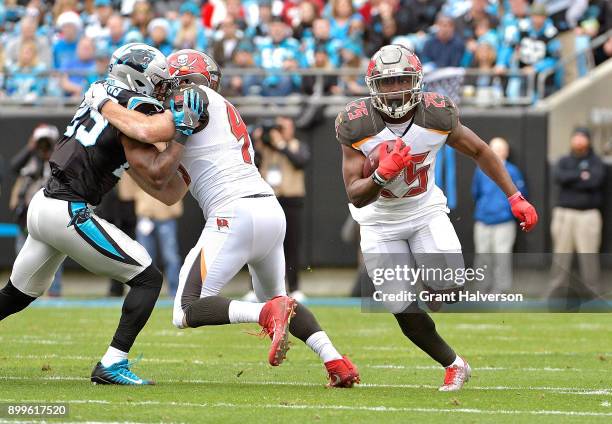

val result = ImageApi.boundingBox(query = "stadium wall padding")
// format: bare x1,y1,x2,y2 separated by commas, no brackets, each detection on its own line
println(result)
0,109,609,270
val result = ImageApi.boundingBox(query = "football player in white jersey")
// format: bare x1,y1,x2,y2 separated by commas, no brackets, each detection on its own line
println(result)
87,49,359,387
337,45,539,391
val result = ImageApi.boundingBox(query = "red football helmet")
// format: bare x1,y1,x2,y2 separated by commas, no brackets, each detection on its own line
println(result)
167,49,222,92
365,45,424,119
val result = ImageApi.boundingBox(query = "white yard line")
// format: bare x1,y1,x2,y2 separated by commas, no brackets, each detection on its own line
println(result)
11,354,607,373
0,398,611,418
0,375,609,396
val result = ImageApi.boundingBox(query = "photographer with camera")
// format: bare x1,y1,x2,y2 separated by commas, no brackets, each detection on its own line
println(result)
9,124,63,297
245,116,310,302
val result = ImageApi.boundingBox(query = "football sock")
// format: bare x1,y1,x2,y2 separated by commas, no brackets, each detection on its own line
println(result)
186,296,232,327
288,303,342,362
288,303,322,341
306,331,343,363
394,310,456,367
0,280,36,321
447,355,465,368
228,300,263,324
101,346,129,368
110,265,162,353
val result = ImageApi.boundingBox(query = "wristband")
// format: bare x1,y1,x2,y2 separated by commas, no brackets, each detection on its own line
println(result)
372,170,388,186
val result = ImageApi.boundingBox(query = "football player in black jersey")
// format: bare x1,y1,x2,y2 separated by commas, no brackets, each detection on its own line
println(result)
0,43,207,385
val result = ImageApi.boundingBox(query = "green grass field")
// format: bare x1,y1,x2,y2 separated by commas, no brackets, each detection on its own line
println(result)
0,303,611,423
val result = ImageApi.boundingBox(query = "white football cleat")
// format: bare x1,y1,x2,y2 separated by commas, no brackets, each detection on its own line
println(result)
439,357,471,392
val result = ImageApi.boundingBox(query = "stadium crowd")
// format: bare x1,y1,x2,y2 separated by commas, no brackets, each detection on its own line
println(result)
0,0,610,100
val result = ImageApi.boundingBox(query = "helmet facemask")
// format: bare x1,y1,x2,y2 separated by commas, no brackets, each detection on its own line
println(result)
366,71,423,119
152,77,178,101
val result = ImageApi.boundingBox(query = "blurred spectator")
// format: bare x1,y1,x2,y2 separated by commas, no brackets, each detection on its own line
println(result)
246,0,274,44
472,137,527,294
283,0,322,29
545,0,589,32
134,187,183,297
52,11,82,70
455,0,499,43
212,17,244,67
126,0,153,41
147,18,173,56
52,0,78,23
202,0,225,30
6,16,52,68
403,0,446,33
9,124,63,297
463,40,502,104
328,0,363,42
174,1,208,51
292,0,320,40
502,4,560,98
421,14,465,69
594,0,612,65
255,16,301,96
5,40,47,100
496,0,530,72
87,47,112,86
302,18,341,68
102,14,127,53
224,42,262,96
364,0,402,57
225,0,247,29
251,116,310,301
336,42,367,95
302,47,339,95
84,0,114,42
59,37,96,98
548,128,606,302
501,4,560,74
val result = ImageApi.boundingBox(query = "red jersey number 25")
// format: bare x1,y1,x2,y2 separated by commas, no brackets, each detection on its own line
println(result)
225,101,252,164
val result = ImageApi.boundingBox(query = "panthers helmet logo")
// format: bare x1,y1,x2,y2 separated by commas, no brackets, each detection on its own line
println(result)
116,49,155,73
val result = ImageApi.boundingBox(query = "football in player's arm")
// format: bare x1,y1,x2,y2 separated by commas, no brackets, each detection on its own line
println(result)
340,101,538,232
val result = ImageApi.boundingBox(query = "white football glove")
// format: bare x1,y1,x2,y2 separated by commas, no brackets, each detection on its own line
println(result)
84,81,115,112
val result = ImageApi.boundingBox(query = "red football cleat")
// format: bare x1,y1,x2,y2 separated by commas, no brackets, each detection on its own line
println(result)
258,295,296,366
325,355,360,388
439,357,471,392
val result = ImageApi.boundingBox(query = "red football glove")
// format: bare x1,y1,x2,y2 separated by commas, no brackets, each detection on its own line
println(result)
374,138,412,183
508,192,538,232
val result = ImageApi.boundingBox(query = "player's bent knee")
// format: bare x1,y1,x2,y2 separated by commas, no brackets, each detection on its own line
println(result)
127,265,163,290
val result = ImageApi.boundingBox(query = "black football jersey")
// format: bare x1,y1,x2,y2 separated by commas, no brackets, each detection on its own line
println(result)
45,83,164,206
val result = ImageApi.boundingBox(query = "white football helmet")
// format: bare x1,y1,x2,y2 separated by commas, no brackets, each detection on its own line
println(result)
108,43,174,98
365,45,424,119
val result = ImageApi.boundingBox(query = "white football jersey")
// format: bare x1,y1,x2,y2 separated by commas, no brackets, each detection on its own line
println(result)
335,93,458,226
181,86,274,218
